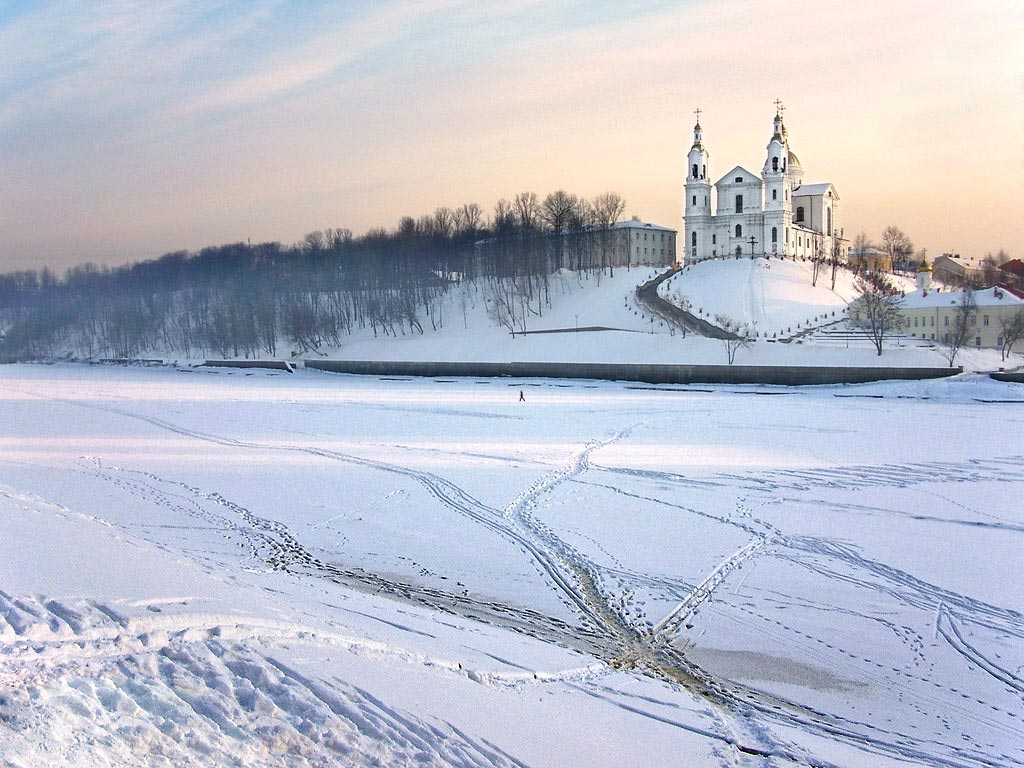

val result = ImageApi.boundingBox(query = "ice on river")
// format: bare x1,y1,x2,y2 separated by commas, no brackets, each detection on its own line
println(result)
1,363,1022,767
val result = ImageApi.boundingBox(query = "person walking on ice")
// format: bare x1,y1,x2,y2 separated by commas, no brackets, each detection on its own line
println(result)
519,390,525,402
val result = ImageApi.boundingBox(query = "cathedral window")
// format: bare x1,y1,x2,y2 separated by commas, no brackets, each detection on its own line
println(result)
692,164,698,178
691,231,697,247
734,176,743,182
796,206,805,223
771,227,777,243
735,224,742,237
692,195,696,206
702,165,706,178
735,194,743,213
772,189,777,201
772,156,779,171
712,234,716,244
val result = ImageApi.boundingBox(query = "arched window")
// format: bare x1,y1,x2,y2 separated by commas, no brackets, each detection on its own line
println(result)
772,189,777,201
692,164,698,178
691,231,697,247
734,176,743,182
796,206,805,222
735,224,742,237
702,165,706,178
772,156,779,171
735,246,743,255
712,234,716,244
692,195,696,206
771,227,778,243
735,194,743,213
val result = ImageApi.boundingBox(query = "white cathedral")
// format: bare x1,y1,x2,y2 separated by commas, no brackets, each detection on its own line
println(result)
683,105,846,264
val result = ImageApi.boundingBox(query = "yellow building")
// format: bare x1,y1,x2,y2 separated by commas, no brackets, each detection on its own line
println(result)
899,286,1024,351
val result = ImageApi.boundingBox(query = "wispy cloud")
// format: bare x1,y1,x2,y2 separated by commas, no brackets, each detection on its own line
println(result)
0,0,1019,269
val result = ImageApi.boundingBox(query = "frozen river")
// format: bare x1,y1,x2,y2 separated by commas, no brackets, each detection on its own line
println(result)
1,364,1022,767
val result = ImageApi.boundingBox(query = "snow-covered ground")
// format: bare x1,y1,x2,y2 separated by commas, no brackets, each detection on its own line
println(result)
280,263,1014,371
659,257,860,335
2,363,1022,767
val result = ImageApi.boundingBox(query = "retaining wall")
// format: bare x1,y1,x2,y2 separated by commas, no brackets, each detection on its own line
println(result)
202,360,294,372
305,359,960,386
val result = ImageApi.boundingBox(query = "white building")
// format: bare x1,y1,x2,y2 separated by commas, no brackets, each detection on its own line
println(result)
610,217,676,267
683,107,846,264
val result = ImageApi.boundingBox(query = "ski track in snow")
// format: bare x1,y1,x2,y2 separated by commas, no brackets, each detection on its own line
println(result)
4,389,1023,768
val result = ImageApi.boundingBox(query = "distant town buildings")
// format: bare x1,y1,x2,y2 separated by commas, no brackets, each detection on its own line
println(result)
683,104,846,264
611,217,676,267
848,246,892,274
932,253,984,286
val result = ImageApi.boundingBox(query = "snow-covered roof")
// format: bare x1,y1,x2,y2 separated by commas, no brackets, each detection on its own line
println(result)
900,287,1024,310
612,220,677,232
792,183,836,199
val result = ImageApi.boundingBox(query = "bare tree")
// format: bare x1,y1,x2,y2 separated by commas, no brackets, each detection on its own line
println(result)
592,192,626,276
542,190,578,270
811,240,824,286
880,226,913,271
830,227,844,290
998,309,1024,361
714,314,753,364
939,289,977,367
981,254,1000,287
513,192,541,233
852,276,904,355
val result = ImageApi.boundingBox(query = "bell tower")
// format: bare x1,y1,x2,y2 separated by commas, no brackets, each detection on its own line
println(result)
762,100,791,256
684,108,712,262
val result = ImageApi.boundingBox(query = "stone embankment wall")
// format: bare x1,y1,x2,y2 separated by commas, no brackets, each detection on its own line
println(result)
305,359,959,385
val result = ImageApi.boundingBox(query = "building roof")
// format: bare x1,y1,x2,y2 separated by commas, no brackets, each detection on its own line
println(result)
900,287,1024,310
999,258,1024,277
612,220,677,233
792,182,836,198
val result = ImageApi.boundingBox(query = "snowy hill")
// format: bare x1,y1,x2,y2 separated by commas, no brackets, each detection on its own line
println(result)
294,261,1009,371
659,257,859,335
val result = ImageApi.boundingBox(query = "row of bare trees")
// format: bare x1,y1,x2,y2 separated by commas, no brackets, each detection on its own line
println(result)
0,191,630,361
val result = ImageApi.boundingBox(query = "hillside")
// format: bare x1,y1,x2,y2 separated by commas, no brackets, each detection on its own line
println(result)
300,261,1009,371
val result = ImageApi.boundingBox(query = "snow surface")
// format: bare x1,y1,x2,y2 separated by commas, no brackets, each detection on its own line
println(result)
1,364,1022,767
273,263,1014,371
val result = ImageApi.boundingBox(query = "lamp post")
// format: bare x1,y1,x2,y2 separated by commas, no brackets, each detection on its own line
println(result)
575,313,579,332
748,236,757,258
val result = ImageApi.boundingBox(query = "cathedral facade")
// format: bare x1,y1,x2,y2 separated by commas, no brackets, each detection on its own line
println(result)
683,107,846,264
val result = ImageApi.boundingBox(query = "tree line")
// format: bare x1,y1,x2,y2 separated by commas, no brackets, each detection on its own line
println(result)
0,191,631,361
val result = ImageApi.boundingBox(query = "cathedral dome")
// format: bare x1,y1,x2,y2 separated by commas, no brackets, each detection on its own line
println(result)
788,149,801,167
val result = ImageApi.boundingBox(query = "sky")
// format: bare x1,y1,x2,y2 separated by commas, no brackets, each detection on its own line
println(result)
0,0,1020,273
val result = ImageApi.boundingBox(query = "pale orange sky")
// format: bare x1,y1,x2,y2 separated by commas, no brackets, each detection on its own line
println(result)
1,0,1020,272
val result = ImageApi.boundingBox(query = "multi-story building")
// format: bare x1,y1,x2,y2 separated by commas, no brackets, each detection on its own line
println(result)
610,217,677,267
